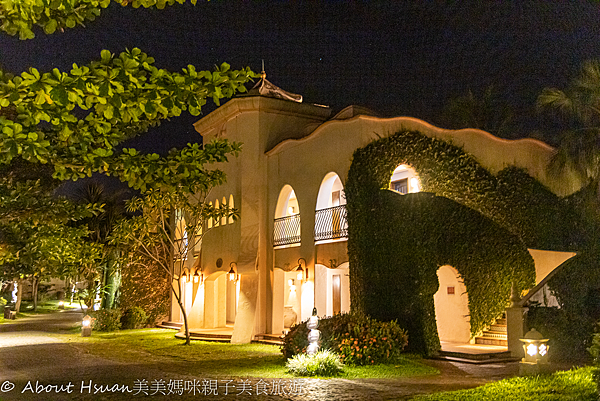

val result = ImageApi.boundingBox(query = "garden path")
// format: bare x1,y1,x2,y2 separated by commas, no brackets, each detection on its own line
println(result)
0,310,522,400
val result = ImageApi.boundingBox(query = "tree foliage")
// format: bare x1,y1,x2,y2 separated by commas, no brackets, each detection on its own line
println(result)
537,60,600,187
0,48,254,181
0,0,199,40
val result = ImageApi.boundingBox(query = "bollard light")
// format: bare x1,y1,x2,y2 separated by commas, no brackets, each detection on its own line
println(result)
58,300,65,310
82,315,92,337
519,328,549,375
306,307,320,356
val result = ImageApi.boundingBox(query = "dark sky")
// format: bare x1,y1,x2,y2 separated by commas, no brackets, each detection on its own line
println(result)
2,1,600,150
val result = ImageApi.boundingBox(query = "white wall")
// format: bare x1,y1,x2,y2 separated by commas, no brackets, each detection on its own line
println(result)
434,265,471,343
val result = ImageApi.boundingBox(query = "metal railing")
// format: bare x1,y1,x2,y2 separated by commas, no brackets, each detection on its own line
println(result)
273,214,302,246
314,205,348,241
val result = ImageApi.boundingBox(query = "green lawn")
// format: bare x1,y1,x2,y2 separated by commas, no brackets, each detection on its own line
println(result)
412,366,597,401
1,300,78,323
67,328,438,379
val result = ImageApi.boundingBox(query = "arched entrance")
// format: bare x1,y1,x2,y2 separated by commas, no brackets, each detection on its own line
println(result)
434,265,471,343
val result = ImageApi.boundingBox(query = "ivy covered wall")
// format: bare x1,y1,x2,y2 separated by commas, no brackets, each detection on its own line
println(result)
344,130,579,355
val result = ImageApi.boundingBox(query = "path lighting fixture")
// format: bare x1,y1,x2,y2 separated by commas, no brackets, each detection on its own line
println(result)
519,328,550,375
296,258,308,281
229,262,240,282
82,315,92,337
306,307,320,356
58,300,65,310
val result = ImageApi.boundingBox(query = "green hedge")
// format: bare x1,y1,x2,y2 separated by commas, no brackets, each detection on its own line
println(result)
346,130,542,355
282,312,408,366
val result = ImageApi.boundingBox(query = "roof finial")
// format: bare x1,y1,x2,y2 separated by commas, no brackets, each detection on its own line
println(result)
261,59,266,80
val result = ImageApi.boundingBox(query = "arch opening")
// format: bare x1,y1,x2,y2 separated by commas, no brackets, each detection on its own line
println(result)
389,164,421,194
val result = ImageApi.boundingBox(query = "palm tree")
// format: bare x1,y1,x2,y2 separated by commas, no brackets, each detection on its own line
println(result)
537,60,600,193
440,86,516,138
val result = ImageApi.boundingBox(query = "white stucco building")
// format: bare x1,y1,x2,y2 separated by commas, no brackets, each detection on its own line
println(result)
169,74,580,350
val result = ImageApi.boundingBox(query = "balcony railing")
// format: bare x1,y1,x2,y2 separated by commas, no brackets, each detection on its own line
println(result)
273,214,301,247
314,205,348,241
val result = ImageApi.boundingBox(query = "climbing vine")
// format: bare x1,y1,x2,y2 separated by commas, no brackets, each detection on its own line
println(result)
345,130,573,355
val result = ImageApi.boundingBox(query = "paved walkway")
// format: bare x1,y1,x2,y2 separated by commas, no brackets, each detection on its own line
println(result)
0,310,524,400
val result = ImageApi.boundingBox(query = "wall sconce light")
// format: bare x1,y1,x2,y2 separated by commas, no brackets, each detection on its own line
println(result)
296,258,308,281
181,271,188,283
229,262,240,282
82,315,92,337
193,270,203,284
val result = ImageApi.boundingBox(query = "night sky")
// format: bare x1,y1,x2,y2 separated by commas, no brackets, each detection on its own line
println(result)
2,1,600,151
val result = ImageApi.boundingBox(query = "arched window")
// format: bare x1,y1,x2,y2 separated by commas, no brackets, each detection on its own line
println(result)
214,200,220,227
207,201,213,229
228,194,235,224
390,164,421,194
274,185,301,247
315,173,348,241
222,197,228,226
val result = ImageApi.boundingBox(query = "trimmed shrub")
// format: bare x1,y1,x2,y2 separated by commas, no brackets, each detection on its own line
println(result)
91,308,122,331
282,312,408,366
586,328,600,395
286,349,344,377
121,307,148,329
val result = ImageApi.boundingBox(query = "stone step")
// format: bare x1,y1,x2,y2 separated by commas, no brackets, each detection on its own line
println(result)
481,330,508,339
175,331,232,342
436,350,518,364
252,333,284,346
156,321,183,330
490,324,507,332
474,337,507,346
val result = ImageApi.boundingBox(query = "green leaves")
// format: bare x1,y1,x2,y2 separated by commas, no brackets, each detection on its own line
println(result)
0,49,254,181
0,0,193,39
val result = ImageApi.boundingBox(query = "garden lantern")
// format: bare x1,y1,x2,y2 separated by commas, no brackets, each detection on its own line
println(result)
306,307,320,356
58,300,64,309
82,315,92,337
519,328,549,375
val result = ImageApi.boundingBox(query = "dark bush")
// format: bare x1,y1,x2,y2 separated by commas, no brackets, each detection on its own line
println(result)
282,312,408,365
526,305,592,362
91,308,122,331
121,307,148,329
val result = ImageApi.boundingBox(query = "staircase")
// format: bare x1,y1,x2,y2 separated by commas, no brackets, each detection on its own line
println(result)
174,331,232,342
252,333,284,346
474,316,507,346
156,321,183,330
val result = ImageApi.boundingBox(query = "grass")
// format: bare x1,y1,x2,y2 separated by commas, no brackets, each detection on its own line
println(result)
65,328,438,379
1,300,78,323
412,366,597,401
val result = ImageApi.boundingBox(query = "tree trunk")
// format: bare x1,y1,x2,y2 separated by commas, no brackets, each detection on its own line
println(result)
14,279,23,313
32,276,39,311
172,279,190,345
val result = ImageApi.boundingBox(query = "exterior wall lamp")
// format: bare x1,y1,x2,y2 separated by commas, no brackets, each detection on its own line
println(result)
296,258,308,281
229,262,240,282
193,269,203,284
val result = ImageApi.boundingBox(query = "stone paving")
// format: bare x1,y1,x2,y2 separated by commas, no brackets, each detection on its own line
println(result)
0,310,521,401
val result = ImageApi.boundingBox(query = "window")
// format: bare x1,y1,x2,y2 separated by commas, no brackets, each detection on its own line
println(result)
392,178,408,194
